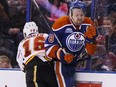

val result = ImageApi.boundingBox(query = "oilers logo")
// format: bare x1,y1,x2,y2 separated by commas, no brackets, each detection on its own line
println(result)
66,32,85,52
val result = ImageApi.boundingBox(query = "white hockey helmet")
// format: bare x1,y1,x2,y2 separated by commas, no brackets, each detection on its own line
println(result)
23,21,38,38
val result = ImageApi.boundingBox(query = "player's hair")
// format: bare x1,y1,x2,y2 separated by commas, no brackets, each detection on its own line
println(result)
0,55,10,63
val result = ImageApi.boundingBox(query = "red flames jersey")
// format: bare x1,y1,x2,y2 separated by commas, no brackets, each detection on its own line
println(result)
17,33,48,70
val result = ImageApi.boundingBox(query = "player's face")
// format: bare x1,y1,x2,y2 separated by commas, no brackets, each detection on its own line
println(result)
71,8,85,26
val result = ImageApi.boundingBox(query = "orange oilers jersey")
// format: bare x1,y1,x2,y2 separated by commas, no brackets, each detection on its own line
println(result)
52,16,95,29
45,16,98,60
16,33,48,71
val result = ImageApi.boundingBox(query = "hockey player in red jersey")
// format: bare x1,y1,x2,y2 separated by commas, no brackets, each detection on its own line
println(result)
45,0,98,87
16,22,58,87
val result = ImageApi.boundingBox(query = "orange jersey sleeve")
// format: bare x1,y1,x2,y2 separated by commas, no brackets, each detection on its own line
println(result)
84,17,97,55
85,43,97,55
83,17,95,26
52,16,71,30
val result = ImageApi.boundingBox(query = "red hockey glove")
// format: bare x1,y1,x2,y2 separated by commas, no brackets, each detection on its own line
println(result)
84,25,96,39
57,48,74,63
64,53,74,63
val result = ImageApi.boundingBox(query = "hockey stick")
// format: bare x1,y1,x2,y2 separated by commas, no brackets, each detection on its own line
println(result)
33,0,66,54
33,0,51,32
77,52,89,61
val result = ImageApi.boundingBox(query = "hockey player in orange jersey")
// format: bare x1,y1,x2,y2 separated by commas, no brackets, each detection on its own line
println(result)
45,0,98,87
16,22,58,87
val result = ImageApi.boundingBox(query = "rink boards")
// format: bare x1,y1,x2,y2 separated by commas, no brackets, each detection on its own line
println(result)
0,68,26,87
75,71,116,87
0,69,116,87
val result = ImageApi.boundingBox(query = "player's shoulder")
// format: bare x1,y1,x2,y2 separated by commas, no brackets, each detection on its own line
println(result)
18,38,27,44
83,17,94,26
37,33,48,39
37,33,48,37
52,16,71,30
17,39,26,48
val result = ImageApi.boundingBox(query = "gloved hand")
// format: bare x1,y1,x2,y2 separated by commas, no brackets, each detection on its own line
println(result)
64,53,74,63
57,48,74,63
84,25,96,39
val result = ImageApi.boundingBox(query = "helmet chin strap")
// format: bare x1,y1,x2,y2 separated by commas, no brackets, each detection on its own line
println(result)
23,33,26,38
24,32,38,38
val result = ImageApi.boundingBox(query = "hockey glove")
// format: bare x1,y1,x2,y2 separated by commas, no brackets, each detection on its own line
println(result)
64,53,74,63
84,25,97,39
57,48,74,64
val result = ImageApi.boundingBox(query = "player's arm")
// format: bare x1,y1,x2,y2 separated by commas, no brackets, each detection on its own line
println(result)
45,18,64,59
84,23,98,55
45,31,74,64
16,43,25,71
45,31,60,59
82,17,98,55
